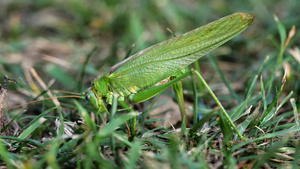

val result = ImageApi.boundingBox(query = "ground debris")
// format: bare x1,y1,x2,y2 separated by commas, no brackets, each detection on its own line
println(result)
0,76,19,136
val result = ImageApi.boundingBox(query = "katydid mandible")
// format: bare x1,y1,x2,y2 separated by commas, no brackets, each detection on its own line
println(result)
84,12,255,114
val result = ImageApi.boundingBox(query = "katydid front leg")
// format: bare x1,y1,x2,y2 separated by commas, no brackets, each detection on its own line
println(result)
118,97,137,141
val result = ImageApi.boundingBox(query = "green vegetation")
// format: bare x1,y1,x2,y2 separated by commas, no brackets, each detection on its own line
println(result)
0,0,299,168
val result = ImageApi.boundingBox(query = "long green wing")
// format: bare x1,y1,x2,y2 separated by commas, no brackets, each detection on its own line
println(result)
108,13,254,93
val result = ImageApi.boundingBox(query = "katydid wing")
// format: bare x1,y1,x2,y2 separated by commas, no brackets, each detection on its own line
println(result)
85,12,255,112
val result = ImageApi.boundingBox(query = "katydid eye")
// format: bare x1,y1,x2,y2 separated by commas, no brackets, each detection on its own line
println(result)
85,94,90,100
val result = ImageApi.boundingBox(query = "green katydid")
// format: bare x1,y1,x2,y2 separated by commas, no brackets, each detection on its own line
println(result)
84,12,254,137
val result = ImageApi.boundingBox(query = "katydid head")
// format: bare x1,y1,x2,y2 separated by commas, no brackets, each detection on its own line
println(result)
84,88,97,107
84,87,108,112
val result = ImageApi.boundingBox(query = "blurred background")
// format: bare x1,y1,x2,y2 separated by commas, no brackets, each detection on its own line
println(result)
0,0,299,106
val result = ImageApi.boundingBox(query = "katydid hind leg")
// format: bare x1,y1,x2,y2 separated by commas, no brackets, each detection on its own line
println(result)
193,70,245,140
130,70,191,103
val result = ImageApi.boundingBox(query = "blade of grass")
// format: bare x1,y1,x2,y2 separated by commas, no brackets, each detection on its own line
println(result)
207,54,240,102
219,109,234,147
168,136,180,169
97,112,139,139
189,111,216,136
45,139,62,169
0,139,15,169
256,56,270,76
22,107,56,129
190,132,218,161
261,91,293,127
231,126,300,152
46,65,75,88
250,74,287,127
260,76,267,112
190,67,199,124
253,136,288,169
74,100,97,132
0,136,43,147
125,140,141,169
18,117,47,139
230,94,261,123
0,110,24,134
293,140,300,168
78,46,98,91
290,98,300,137
181,115,186,137
245,75,258,100
236,106,254,136
274,15,286,64
113,132,134,147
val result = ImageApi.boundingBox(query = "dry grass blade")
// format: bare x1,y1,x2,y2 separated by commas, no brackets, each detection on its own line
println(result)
288,47,300,64
42,54,71,69
29,67,60,108
284,26,296,50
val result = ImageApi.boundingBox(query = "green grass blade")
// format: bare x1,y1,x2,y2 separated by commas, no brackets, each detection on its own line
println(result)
236,106,253,136
190,67,199,125
253,137,288,169
290,98,300,136
190,132,218,161
45,139,62,169
125,140,141,169
231,126,300,152
249,76,286,127
0,139,15,169
207,54,240,102
23,107,56,129
274,15,286,64
18,117,47,139
260,76,267,112
189,111,216,136
219,108,234,146
168,136,180,169
74,100,97,132
293,141,300,169
46,65,75,88
0,110,24,134
245,75,258,100
97,112,139,138
78,46,98,91
256,56,270,76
